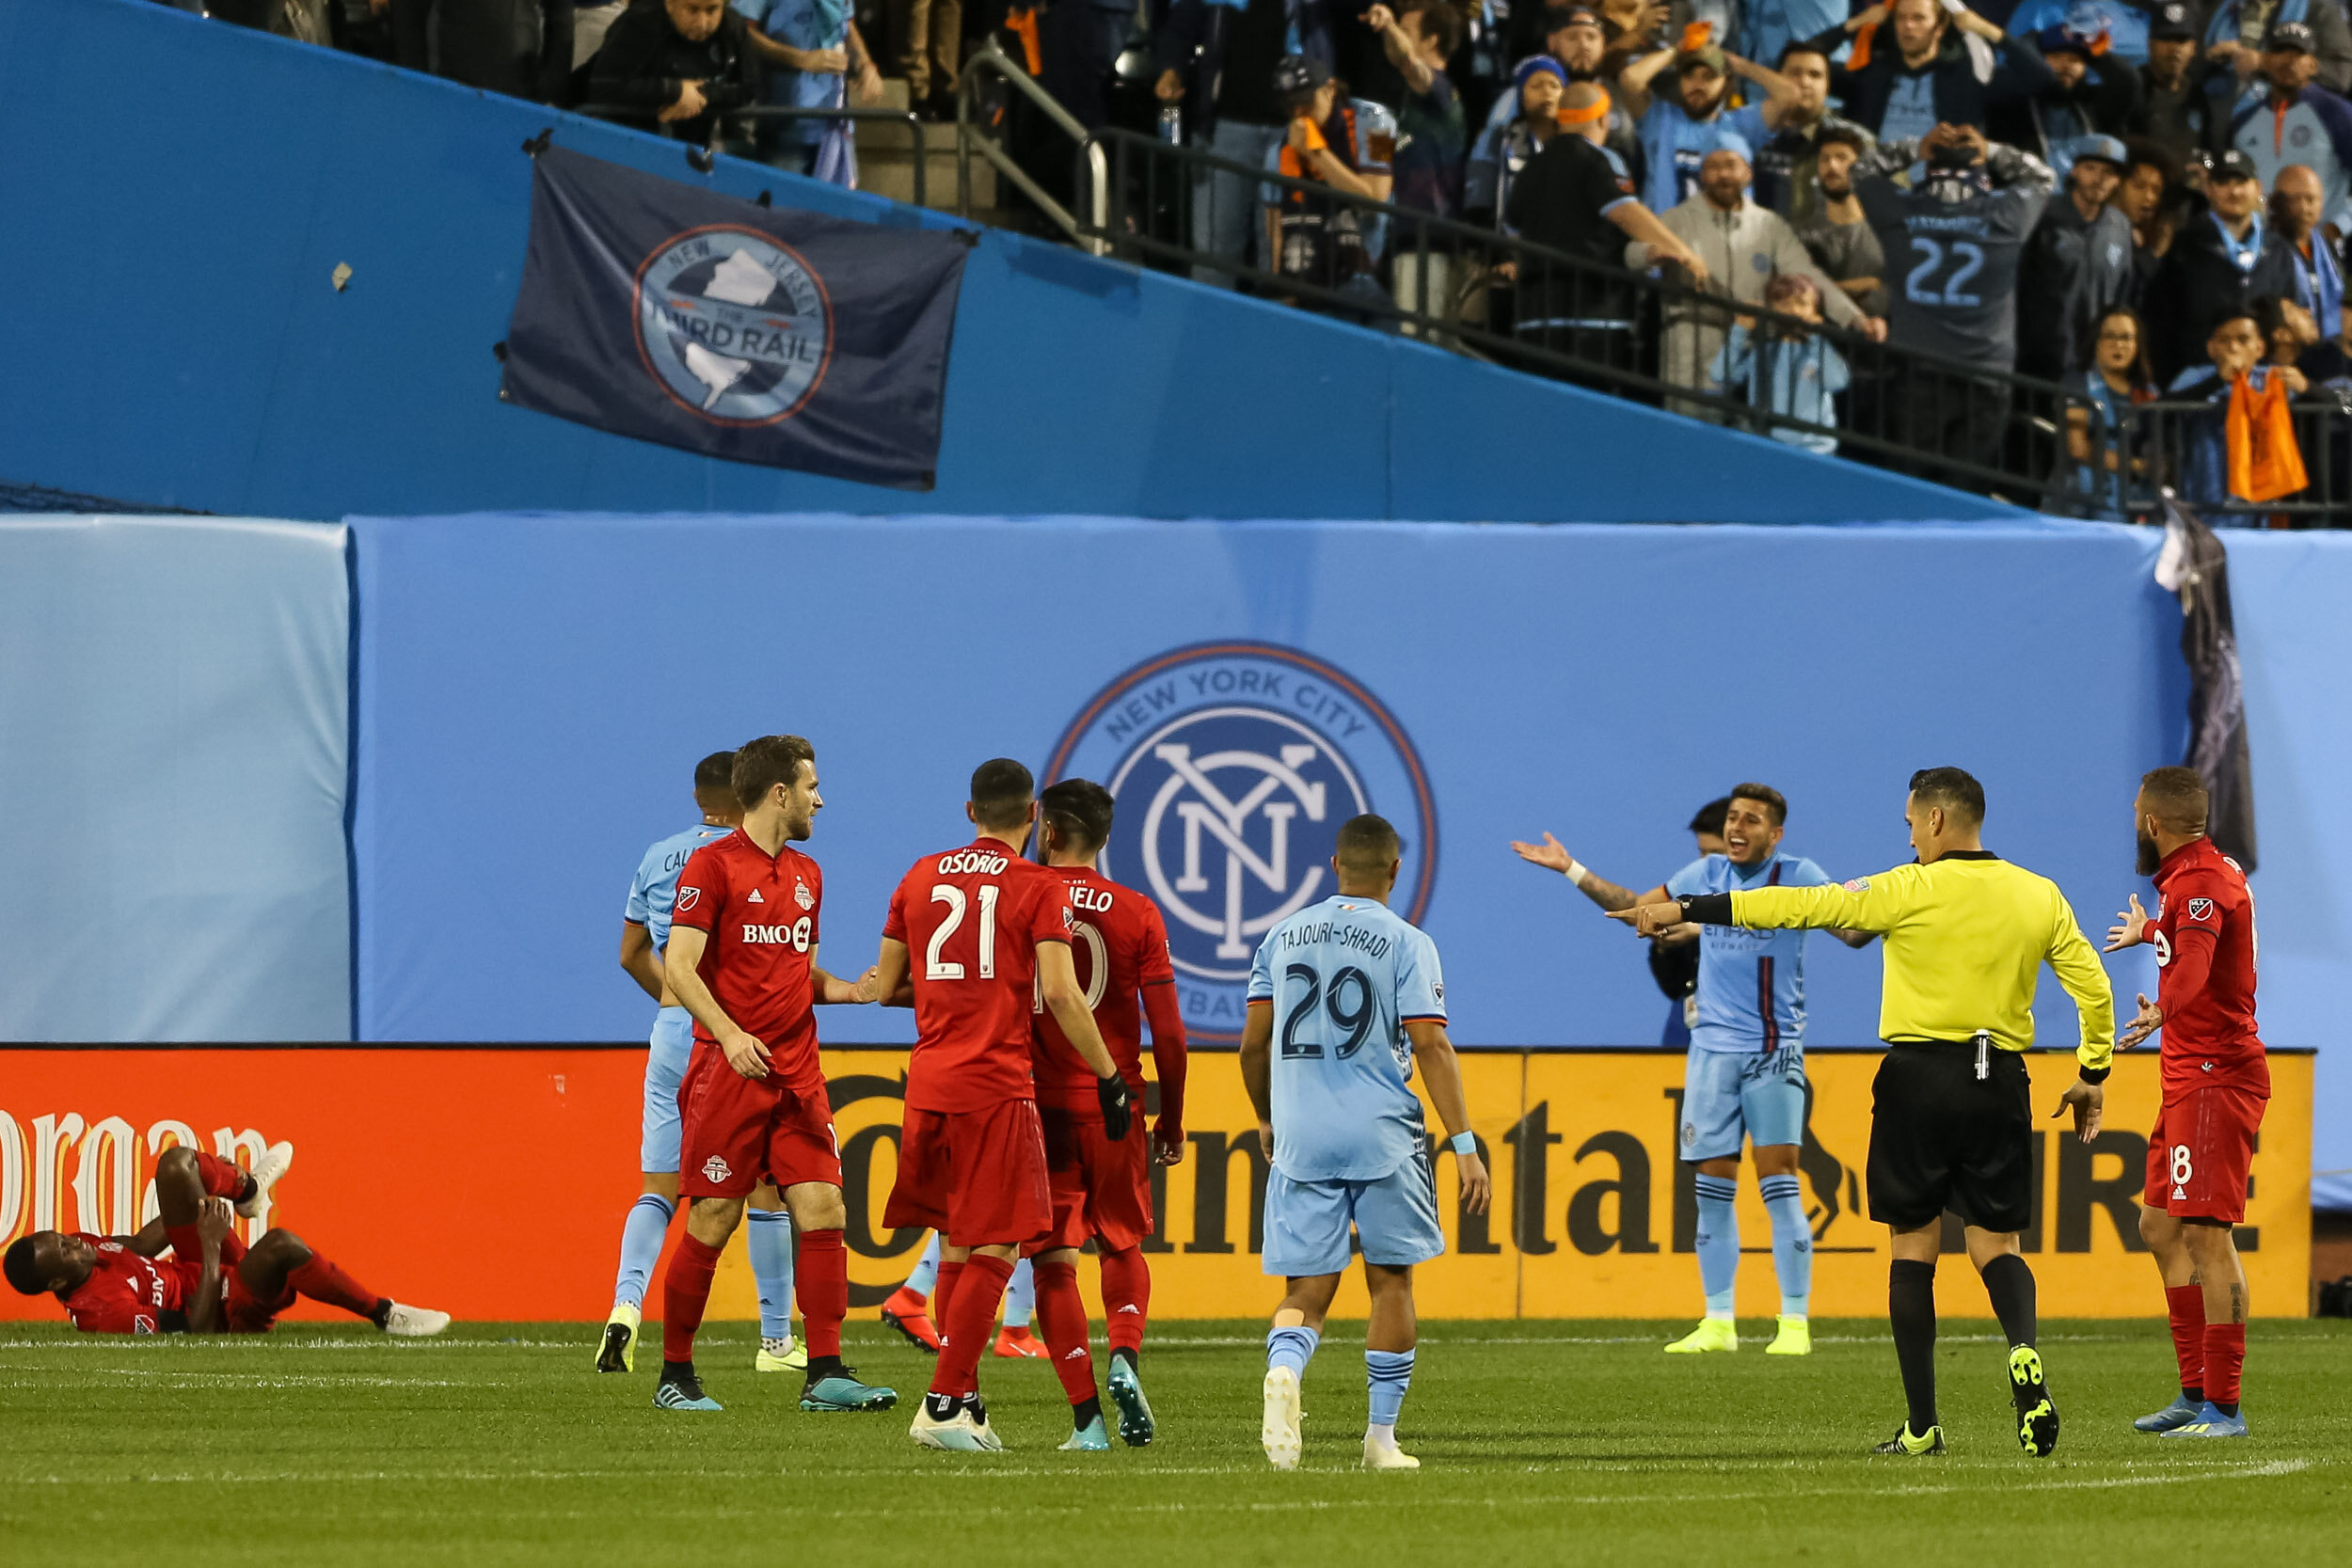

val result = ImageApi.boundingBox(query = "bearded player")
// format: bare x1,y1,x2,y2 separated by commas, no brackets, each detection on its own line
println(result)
2104,766,2267,1439
5,1144,448,1337
649,734,893,1416
1027,778,1190,1447
872,758,1133,1452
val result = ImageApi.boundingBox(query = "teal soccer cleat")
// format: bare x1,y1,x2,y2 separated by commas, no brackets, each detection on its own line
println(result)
2161,1402,2249,1439
2134,1392,2205,1433
653,1370,723,1412
801,1370,898,1412
1107,1354,1156,1447
1059,1416,1111,1451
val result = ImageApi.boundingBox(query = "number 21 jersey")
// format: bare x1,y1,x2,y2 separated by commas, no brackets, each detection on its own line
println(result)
1248,895,1446,1182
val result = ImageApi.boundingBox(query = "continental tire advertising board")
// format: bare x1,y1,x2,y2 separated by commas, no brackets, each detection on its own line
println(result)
0,1047,2312,1323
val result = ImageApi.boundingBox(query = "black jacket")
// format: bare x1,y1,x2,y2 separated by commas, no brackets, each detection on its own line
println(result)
2144,210,2299,384
590,0,761,142
1803,24,2055,138
2018,195,2137,380
392,0,575,104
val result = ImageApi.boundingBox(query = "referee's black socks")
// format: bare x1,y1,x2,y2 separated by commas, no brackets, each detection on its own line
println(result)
1980,1254,2039,1354
1889,1259,1940,1434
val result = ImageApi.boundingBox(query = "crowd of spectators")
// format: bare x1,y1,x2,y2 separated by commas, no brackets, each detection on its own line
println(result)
157,0,2352,515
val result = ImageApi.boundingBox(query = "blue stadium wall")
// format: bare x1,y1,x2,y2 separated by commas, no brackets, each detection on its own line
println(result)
0,0,2022,526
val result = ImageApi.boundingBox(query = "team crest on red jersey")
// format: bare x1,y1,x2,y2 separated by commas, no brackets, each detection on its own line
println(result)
795,879,815,910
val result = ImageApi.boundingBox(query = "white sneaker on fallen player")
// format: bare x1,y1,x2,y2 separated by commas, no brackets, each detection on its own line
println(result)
381,1302,451,1337
235,1141,295,1219
1262,1366,1303,1470
1362,1433,1421,1471
755,1335,807,1372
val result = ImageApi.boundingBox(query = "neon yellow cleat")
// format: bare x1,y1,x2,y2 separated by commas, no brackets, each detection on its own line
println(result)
755,1335,807,1372
595,1303,641,1374
1664,1317,1739,1354
1765,1315,1811,1356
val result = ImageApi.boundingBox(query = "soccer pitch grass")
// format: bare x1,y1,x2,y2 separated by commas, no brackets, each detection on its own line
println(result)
4,1318,2344,1566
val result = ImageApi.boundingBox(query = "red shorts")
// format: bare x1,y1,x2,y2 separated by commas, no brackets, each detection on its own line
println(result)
2143,1085,2266,1223
884,1099,1051,1248
167,1244,289,1335
1033,1106,1152,1255
677,1044,842,1198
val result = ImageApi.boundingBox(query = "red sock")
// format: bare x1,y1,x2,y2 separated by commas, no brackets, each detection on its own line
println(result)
2202,1323,2246,1408
934,1258,967,1343
192,1152,251,1201
287,1254,387,1321
1033,1259,1098,1406
930,1253,1012,1399
1099,1245,1151,1358
2165,1284,2206,1397
797,1228,848,1359
660,1234,723,1365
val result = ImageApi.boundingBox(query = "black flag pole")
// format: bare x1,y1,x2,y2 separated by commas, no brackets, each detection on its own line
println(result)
2154,492,2258,870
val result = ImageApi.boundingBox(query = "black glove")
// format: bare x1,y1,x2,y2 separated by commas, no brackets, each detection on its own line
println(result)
1096,1073,1133,1141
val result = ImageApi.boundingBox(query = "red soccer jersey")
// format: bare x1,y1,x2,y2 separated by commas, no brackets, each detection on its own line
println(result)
61,1236,183,1334
1031,865,1176,1110
2150,836,2266,1101
671,831,827,1100
884,839,1074,1114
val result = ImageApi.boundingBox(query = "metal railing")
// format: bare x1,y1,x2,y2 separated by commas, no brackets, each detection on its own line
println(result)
2064,394,2349,522
576,103,931,208
953,39,1107,253
1073,125,2350,520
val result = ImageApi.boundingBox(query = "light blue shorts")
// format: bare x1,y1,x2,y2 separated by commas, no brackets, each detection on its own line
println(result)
1680,1045,1806,1163
1262,1153,1447,1278
641,1006,694,1174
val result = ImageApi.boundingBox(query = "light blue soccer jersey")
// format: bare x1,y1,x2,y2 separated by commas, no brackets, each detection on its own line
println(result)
1248,895,1447,1182
1664,851,1828,1054
625,823,736,954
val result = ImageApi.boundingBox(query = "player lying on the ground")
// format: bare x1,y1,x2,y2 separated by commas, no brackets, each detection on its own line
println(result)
2105,766,2265,1440
1242,813,1492,1472
4,1145,448,1337
882,1235,1043,1357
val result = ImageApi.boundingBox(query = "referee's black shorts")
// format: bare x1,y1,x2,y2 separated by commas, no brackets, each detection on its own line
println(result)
1867,1041,2034,1232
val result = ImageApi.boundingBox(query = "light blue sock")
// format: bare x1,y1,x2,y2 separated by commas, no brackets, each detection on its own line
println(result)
746,1206,795,1340
1759,1173,1812,1317
1693,1173,1740,1318
1266,1323,1321,1379
904,1232,942,1299
1001,1258,1036,1328
1366,1349,1415,1430
612,1193,675,1310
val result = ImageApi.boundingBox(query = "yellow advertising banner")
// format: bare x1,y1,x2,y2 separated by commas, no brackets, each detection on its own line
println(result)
818,1047,2313,1322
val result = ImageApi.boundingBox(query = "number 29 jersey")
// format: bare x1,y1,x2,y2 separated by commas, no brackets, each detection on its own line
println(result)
884,839,1076,1115
1247,895,1447,1183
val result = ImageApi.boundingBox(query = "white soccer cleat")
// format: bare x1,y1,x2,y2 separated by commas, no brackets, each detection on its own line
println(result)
235,1141,294,1220
910,1401,1004,1452
1362,1435,1421,1471
381,1302,451,1338
1262,1366,1303,1471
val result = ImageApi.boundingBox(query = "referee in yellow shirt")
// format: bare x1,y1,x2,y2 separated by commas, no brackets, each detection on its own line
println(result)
1620,768,2116,1460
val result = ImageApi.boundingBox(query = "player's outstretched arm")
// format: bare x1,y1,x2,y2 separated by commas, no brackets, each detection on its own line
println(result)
870,938,914,1008
120,1214,169,1258
2104,893,2152,952
1239,1001,1275,1162
618,921,665,1002
1405,1021,1490,1216
663,926,771,1080
183,1198,233,1335
807,946,881,1005
1507,832,1663,914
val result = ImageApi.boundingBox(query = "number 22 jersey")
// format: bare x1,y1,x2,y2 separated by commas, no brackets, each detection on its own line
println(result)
1248,895,1446,1183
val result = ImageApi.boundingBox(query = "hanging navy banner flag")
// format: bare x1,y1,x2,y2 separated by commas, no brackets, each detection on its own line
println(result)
500,146,967,490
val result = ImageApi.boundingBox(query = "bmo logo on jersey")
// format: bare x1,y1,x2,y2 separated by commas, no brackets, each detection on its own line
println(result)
1045,641,1437,1042
741,918,812,951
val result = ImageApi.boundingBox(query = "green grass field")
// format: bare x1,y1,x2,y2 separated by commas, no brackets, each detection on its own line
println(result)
3,1317,2344,1566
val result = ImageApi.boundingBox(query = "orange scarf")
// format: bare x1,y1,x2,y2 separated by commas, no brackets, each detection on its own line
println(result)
2226,371,2307,502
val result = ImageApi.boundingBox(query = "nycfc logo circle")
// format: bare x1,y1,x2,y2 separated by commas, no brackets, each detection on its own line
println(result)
1045,641,1437,1042
633,226,832,426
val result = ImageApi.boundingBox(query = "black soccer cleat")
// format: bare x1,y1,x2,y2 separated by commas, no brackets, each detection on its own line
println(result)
1871,1422,1947,1456
2009,1345,2059,1457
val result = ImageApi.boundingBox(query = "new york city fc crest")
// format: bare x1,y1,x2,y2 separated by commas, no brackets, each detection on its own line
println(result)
1045,642,1437,1042
632,226,833,426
